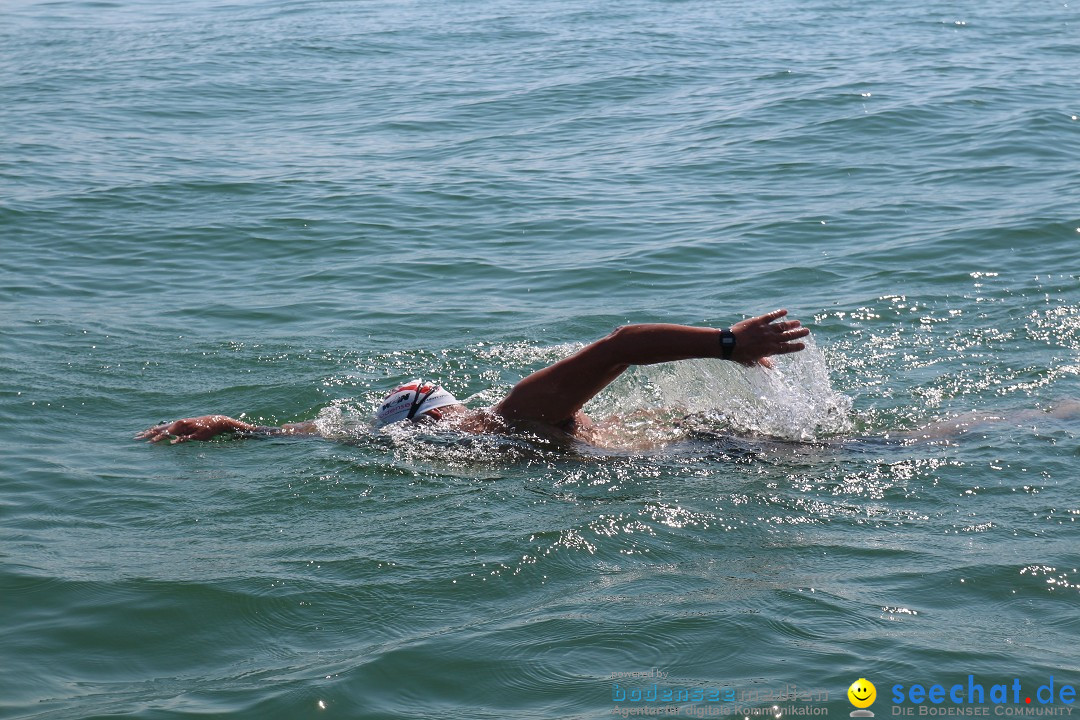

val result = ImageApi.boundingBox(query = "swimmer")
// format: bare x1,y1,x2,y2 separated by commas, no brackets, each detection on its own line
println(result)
135,309,810,445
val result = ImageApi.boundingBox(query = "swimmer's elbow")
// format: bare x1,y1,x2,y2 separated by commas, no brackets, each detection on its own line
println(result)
604,325,631,345
594,325,631,354
592,325,642,367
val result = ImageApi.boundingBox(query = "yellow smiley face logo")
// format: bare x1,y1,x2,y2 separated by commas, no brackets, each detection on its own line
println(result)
848,678,876,708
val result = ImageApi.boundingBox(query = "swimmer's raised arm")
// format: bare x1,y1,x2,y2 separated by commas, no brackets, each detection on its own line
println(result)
135,415,320,444
495,309,808,426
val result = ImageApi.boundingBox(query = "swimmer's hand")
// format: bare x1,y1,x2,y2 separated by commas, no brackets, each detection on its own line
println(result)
729,309,809,368
135,415,255,444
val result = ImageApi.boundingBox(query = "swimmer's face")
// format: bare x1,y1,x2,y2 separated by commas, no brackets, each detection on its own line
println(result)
415,408,442,423
415,404,466,423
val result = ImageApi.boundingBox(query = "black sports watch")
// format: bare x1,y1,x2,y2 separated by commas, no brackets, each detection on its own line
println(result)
718,328,736,360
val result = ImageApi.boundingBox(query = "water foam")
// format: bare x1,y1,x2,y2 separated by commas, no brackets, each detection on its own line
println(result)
591,336,853,442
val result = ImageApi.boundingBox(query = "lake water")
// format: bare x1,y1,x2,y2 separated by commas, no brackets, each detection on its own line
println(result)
2,0,1079,718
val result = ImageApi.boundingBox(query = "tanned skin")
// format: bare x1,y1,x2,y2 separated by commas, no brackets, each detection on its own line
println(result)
136,309,808,444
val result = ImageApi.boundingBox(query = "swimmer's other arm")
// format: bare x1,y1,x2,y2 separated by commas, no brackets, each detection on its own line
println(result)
135,415,320,444
495,309,809,426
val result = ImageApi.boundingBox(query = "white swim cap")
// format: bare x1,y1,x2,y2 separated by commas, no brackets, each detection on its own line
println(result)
375,379,461,425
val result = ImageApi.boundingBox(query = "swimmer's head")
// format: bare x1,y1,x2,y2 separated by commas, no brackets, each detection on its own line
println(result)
375,379,461,426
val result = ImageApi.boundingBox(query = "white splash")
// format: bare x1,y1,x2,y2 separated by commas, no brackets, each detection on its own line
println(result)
590,336,853,442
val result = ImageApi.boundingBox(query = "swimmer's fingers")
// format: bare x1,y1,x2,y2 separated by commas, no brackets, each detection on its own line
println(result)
135,424,160,439
137,420,189,443
138,415,238,443
144,426,177,443
780,326,810,342
756,308,789,324
731,311,810,365
136,425,167,441
752,310,807,337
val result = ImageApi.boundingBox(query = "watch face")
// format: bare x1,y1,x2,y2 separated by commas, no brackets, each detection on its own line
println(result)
720,330,736,358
